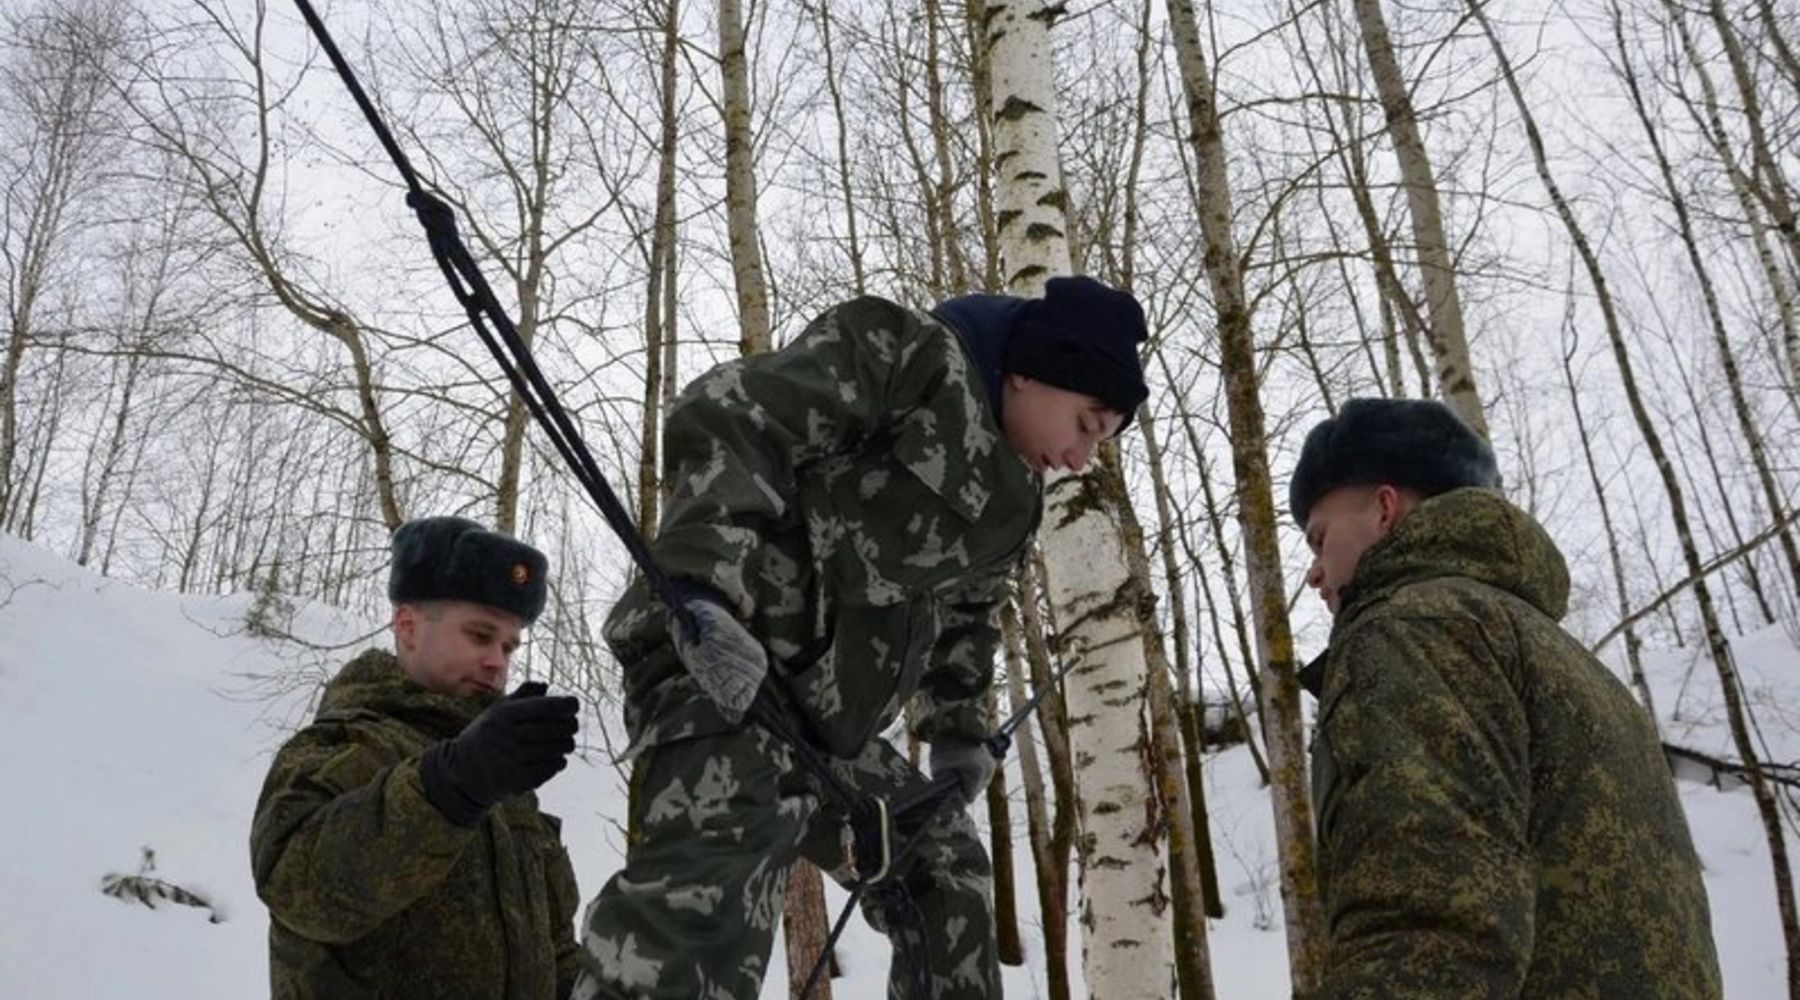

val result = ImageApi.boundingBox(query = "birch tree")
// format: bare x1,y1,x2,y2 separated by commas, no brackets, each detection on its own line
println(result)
719,0,770,354
1349,0,1488,436
980,2,1175,995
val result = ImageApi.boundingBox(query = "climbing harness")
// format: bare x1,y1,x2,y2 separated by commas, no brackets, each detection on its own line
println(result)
288,2,1073,994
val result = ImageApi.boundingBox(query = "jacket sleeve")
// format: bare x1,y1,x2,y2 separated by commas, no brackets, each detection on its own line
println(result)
250,728,477,944
652,296,947,616
545,820,583,998
1315,614,1534,999
913,571,1010,743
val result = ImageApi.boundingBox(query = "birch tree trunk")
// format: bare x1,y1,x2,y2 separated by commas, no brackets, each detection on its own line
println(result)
720,0,770,354
1698,0,1800,278
982,2,1174,994
810,0,866,296
924,0,971,295
717,0,823,975
962,0,1004,292
638,0,682,540
1350,0,1488,436
1635,3,1800,597
1582,7,1800,991
1166,0,1325,993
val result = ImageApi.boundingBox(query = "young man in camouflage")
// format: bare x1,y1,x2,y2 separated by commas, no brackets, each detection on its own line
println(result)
1291,398,1722,998
252,516,584,1000
575,277,1149,999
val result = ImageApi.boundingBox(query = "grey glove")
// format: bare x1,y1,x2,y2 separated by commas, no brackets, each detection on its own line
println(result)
671,594,768,724
930,738,997,806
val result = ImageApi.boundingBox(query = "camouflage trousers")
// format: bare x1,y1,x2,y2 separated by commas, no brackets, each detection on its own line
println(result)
572,725,1001,1000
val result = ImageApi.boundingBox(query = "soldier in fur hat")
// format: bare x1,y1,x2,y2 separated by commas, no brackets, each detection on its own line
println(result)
251,516,584,1000
1292,398,1721,998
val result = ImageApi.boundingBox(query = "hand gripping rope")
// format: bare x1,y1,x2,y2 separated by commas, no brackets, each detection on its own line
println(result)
288,4,1071,995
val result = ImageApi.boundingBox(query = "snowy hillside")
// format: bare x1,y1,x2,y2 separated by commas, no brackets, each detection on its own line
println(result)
0,532,1790,997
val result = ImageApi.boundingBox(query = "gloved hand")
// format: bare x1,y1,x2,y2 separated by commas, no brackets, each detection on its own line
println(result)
420,681,580,827
929,738,997,807
670,594,768,724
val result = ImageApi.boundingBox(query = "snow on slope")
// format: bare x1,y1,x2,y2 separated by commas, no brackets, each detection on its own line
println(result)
0,532,1791,997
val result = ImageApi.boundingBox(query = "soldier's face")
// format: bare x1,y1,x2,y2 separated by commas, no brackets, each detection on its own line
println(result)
1304,484,1411,615
393,600,523,697
1001,375,1124,474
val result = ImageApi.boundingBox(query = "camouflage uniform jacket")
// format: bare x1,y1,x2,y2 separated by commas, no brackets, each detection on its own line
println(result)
606,295,1042,757
1304,488,1721,998
250,650,581,1000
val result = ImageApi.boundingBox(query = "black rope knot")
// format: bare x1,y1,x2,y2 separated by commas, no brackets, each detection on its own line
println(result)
405,188,459,238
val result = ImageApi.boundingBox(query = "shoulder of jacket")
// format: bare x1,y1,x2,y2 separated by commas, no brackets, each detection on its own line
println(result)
282,707,422,763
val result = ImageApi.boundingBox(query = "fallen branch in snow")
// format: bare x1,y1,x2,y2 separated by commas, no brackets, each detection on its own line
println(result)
99,847,225,924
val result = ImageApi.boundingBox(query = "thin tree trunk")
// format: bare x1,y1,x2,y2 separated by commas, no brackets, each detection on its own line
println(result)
1023,556,1080,1000
810,0,865,295
1167,0,1325,992
1350,0,1488,436
1557,291,1657,726
78,349,144,566
1148,650,1215,1000
1576,8,1800,991
986,688,1025,966
1293,0,1428,398
718,0,820,969
719,0,770,354
1155,349,1272,781
1699,0,1800,276
1003,600,1070,1000
962,0,1003,291
1752,0,1800,94
1658,13,1800,398
1103,436,1216,999
924,0,972,295
1140,400,1223,917
780,865,833,998
1608,2,1800,598
638,0,682,540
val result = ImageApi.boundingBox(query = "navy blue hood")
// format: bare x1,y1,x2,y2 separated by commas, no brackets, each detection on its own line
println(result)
930,293,1027,420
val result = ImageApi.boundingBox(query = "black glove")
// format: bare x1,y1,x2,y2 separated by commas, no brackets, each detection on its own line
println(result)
419,681,580,827
929,738,998,807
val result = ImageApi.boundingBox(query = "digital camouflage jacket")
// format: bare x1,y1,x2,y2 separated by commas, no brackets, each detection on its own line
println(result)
250,650,581,1000
605,295,1042,758
1305,488,1721,998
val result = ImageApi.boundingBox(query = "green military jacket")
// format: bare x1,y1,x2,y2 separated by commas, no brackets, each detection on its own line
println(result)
1305,488,1721,998
250,650,581,1000
606,295,1042,757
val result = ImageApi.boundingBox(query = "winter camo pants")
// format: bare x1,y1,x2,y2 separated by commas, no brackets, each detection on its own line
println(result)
572,726,1001,1000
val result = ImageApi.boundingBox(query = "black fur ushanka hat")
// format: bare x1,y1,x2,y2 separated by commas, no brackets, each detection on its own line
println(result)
387,516,548,625
1288,397,1500,526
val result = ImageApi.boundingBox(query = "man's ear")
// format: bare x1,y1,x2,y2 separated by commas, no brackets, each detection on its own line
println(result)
393,604,417,652
1375,484,1408,532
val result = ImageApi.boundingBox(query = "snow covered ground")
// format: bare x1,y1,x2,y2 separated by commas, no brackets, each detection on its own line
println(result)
0,532,1789,997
